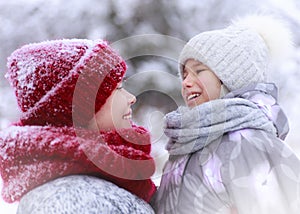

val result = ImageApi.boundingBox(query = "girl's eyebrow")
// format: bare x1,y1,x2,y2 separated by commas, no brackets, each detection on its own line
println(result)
193,64,208,71
183,63,203,72
182,67,188,74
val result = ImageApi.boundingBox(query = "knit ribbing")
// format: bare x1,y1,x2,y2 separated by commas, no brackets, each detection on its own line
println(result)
179,26,269,91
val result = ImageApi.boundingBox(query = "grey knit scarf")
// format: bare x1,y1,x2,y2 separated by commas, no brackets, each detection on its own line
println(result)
165,83,288,155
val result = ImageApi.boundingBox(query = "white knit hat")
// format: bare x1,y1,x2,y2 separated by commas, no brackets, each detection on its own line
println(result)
179,15,293,91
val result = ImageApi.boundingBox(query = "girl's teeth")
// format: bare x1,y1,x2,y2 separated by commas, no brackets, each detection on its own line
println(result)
188,93,200,100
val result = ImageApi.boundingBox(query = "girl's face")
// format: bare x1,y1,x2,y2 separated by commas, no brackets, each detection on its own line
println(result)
181,59,221,108
87,82,136,131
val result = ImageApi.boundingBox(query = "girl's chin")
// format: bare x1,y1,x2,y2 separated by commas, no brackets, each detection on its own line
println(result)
186,100,200,108
186,97,208,108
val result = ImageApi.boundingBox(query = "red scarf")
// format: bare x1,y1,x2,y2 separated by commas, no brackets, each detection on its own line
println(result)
0,125,156,203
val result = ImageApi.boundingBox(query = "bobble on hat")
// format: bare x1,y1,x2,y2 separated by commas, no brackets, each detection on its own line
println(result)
179,15,293,91
6,39,126,127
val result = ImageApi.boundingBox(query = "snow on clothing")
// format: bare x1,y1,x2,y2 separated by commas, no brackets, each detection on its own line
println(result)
17,175,154,214
153,83,300,213
1,38,156,213
6,39,126,127
0,125,156,204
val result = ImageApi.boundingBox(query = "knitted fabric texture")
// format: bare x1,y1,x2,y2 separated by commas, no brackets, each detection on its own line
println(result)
17,175,155,214
164,83,287,155
0,125,156,203
6,39,126,126
179,26,268,91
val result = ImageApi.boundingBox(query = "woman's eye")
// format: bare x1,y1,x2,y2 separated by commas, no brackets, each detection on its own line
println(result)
117,86,123,90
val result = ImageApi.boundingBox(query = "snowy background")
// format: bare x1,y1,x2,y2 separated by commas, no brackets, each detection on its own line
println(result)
1,0,300,213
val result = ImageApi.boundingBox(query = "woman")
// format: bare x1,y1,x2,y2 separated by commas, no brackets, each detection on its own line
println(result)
153,15,300,213
0,39,156,213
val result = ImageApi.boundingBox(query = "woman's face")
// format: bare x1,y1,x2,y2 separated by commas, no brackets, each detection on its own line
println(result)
181,59,221,108
87,82,136,131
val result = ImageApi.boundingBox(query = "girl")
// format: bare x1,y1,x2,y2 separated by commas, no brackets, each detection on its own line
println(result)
0,39,156,213
153,15,300,214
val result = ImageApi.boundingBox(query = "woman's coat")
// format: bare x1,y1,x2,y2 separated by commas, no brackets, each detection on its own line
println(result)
0,125,156,213
18,175,154,214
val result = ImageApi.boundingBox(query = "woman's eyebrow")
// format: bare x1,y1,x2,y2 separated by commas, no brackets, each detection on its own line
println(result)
122,76,128,82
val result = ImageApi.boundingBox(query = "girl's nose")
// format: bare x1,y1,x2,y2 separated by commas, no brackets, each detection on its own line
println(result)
182,73,194,88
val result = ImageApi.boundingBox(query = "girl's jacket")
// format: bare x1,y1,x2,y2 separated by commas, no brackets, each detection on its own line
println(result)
153,83,300,214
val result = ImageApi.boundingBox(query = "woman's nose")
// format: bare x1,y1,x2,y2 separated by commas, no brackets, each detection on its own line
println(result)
127,91,136,105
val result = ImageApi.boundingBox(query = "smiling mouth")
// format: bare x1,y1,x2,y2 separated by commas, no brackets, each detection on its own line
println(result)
123,111,132,120
187,93,201,101
123,115,132,120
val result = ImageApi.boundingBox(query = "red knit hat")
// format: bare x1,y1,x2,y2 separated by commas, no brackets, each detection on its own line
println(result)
6,39,126,127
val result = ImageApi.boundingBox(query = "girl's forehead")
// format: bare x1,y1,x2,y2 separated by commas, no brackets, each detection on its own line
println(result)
184,60,206,71
186,59,204,66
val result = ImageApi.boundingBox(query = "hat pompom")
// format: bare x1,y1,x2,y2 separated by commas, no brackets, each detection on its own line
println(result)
231,14,294,63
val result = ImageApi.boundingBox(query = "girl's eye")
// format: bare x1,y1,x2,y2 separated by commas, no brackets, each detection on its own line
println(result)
116,85,123,90
196,69,205,74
